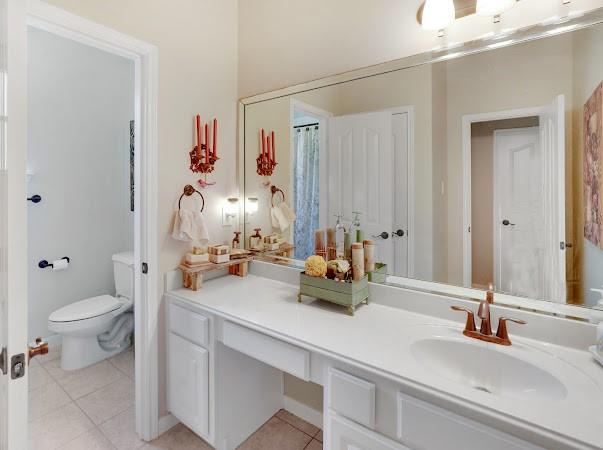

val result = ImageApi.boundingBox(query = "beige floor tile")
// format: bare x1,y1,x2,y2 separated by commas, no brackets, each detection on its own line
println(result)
29,380,72,422
28,402,94,450
76,377,134,425
142,423,212,450
304,439,323,450
29,363,53,391
314,430,323,442
60,427,116,450
238,417,312,450
109,348,135,379
99,406,144,450
276,409,320,436
46,359,123,400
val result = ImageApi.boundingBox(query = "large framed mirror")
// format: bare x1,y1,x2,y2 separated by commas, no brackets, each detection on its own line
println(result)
239,7,603,320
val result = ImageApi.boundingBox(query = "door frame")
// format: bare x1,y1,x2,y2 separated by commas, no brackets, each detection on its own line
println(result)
16,0,159,442
461,106,547,288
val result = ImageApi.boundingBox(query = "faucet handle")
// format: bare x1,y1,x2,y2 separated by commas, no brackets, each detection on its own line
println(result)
495,317,527,345
451,306,476,333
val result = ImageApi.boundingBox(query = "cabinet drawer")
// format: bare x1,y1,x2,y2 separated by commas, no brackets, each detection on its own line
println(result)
169,302,209,347
168,332,209,438
329,413,409,450
328,368,376,429
222,321,310,380
397,393,543,450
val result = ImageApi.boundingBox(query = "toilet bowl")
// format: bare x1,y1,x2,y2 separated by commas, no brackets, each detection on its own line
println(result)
49,251,135,370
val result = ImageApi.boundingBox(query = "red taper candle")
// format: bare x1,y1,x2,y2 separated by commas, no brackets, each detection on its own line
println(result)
204,123,209,163
213,118,217,158
261,129,266,159
196,115,201,158
271,131,276,163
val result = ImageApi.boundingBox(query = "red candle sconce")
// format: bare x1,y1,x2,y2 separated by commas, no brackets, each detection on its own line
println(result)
256,129,277,179
189,115,219,188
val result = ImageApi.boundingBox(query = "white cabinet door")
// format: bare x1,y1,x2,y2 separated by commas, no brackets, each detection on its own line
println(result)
168,333,209,438
329,413,409,450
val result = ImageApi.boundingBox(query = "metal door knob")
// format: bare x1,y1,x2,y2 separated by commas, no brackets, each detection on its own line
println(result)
393,229,405,237
373,231,389,240
502,219,515,226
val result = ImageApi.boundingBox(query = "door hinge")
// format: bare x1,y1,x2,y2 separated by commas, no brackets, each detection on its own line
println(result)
141,262,148,274
11,354,25,380
0,347,7,375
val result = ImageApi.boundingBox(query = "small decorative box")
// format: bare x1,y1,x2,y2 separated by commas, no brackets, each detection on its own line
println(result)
264,234,278,245
209,253,230,264
209,245,230,256
185,252,209,264
367,263,387,283
298,272,369,316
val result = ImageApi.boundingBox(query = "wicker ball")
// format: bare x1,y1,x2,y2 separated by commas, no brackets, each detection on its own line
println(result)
304,255,327,277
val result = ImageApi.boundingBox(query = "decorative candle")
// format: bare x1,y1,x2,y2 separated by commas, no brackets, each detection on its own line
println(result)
261,129,266,159
204,123,209,162
196,115,201,158
351,243,365,281
267,135,272,163
314,229,326,258
213,118,217,158
271,131,276,163
344,232,352,260
363,239,375,273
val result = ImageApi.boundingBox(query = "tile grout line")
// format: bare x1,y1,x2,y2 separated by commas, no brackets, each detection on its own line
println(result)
277,411,322,439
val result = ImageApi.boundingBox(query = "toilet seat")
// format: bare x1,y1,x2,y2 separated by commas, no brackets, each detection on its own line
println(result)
49,295,124,323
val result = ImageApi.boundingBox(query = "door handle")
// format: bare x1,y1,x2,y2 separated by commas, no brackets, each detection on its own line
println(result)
393,229,405,237
372,231,389,240
502,219,515,226
28,337,49,362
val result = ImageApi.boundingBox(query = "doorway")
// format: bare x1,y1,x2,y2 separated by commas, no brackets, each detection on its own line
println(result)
462,96,566,303
1,2,159,448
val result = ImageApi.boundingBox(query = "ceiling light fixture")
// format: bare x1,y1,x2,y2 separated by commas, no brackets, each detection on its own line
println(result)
421,0,455,32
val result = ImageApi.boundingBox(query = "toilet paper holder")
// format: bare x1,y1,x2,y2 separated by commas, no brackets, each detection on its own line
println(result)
38,257,70,269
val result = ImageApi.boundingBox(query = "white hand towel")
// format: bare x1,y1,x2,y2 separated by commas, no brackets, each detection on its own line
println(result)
272,205,290,231
271,207,280,229
171,209,210,245
279,202,296,222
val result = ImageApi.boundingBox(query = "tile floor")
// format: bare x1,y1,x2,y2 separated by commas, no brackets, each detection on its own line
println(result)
28,345,323,450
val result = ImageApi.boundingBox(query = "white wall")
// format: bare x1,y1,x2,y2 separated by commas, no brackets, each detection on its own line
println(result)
238,0,603,97
27,28,134,341
42,0,239,419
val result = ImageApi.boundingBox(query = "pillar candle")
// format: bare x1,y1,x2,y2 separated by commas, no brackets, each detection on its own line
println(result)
314,229,325,256
352,243,365,282
363,239,375,273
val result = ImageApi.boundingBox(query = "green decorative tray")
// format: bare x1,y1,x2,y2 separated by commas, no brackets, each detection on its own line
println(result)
367,263,387,283
298,272,369,316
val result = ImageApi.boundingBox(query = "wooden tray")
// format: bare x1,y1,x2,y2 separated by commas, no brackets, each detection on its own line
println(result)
179,256,253,291
298,272,369,316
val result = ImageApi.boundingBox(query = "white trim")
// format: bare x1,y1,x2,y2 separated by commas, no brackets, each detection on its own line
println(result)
461,106,546,288
26,0,160,441
283,395,324,430
289,99,332,234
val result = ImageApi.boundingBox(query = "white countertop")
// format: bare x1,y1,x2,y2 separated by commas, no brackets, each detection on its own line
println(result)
167,274,603,450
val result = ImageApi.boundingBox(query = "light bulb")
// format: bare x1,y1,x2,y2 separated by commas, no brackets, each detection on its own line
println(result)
422,0,455,31
476,0,516,16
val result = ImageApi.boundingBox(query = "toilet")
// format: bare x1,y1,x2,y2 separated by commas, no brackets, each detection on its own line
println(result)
49,251,135,370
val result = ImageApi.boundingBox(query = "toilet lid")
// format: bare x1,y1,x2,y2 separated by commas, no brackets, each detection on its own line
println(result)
49,295,122,322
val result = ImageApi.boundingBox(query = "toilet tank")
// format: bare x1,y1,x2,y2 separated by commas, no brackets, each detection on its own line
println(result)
112,251,134,300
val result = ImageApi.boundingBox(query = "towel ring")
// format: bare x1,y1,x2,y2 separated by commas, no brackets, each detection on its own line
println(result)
271,185,285,207
178,184,205,212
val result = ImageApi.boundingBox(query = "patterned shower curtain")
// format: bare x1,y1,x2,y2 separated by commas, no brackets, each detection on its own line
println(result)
293,126,320,260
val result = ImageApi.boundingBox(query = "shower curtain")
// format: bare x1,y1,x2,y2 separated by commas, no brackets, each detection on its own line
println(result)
293,126,320,260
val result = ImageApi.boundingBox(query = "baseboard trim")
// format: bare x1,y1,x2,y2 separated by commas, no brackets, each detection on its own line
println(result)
158,414,179,436
283,396,323,429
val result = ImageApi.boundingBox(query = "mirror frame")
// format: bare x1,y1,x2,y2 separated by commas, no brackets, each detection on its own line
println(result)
238,7,603,322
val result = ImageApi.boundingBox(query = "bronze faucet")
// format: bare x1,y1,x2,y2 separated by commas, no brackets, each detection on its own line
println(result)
451,290,526,346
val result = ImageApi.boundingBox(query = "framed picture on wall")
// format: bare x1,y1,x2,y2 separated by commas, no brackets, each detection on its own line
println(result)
584,82,603,248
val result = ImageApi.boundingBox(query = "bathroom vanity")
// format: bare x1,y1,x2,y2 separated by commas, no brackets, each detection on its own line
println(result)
166,262,603,450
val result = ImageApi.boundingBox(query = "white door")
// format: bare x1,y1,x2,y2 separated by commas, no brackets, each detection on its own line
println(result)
493,127,543,299
540,95,566,303
392,112,409,277
1,1,28,449
328,111,393,267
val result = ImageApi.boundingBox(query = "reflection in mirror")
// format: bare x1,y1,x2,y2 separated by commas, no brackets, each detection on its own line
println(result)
243,20,603,311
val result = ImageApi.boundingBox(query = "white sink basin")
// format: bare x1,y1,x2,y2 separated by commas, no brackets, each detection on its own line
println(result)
410,336,568,401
